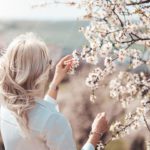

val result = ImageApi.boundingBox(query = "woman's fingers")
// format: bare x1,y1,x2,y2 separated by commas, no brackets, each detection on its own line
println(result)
96,112,106,119
58,55,72,66
101,112,106,116
64,61,72,72
64,59,73,64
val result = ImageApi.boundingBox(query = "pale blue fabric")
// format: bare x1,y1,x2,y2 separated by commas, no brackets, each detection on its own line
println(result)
0,95,94,150
82,143,95,150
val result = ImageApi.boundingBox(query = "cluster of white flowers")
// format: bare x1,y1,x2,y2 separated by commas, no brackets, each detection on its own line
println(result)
37,0,150,147
109,71,150,140
80,45,99,65
85,61,115,102
85,67,102,102
64,50,80,75
97,141,105,150
110,107,145,140
36,0,150,148
77,0,150,147
85,67,102,90
109,72,150,107
99,42,113,57
110,72,138,107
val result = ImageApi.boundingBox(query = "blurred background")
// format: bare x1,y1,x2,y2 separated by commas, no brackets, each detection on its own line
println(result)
0,0,146,150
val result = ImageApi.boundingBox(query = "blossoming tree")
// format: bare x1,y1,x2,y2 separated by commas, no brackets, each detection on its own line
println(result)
35,0,150,149
72,0,150,148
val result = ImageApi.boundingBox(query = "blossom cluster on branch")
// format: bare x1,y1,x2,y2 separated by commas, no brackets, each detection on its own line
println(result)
37,0,150,148
109,71,150,139
69,0,150,148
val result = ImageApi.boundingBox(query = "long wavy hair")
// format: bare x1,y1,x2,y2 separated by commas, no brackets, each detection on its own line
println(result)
0,33,51,136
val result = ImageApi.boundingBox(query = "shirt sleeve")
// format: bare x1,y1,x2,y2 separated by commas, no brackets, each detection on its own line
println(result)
81,143,95,150
43,95,95,150
44,94,59,112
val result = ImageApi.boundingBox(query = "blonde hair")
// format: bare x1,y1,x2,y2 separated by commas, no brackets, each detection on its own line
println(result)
0,33,51,136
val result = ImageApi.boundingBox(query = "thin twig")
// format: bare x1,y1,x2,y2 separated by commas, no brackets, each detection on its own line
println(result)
143,114,150,133
112,7,124,27
127,0,150,6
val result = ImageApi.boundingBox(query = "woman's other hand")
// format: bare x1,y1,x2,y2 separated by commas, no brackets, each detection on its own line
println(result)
91,112,108,134
87,112,108,148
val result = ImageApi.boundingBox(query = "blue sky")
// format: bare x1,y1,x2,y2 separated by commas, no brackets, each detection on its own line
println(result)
0,0,84,21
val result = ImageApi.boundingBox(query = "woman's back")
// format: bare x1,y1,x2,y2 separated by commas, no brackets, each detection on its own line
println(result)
0,33,108,150
0,95,76,150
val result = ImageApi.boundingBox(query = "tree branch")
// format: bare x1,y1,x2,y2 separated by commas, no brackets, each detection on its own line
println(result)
120,37,150,44
112,7,124,27
143,114,150,133
127,0,150,6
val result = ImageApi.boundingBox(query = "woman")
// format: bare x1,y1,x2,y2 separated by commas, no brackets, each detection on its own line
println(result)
0,33,108,150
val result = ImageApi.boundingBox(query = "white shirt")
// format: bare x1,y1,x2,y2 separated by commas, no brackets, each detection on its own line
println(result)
0,95,94,150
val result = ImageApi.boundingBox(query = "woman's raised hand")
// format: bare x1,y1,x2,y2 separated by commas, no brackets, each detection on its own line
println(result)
52,55,73,86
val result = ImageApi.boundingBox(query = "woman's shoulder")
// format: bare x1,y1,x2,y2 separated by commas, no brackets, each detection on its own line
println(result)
28,95,69,132
43,110,72,137
35,95,59,112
